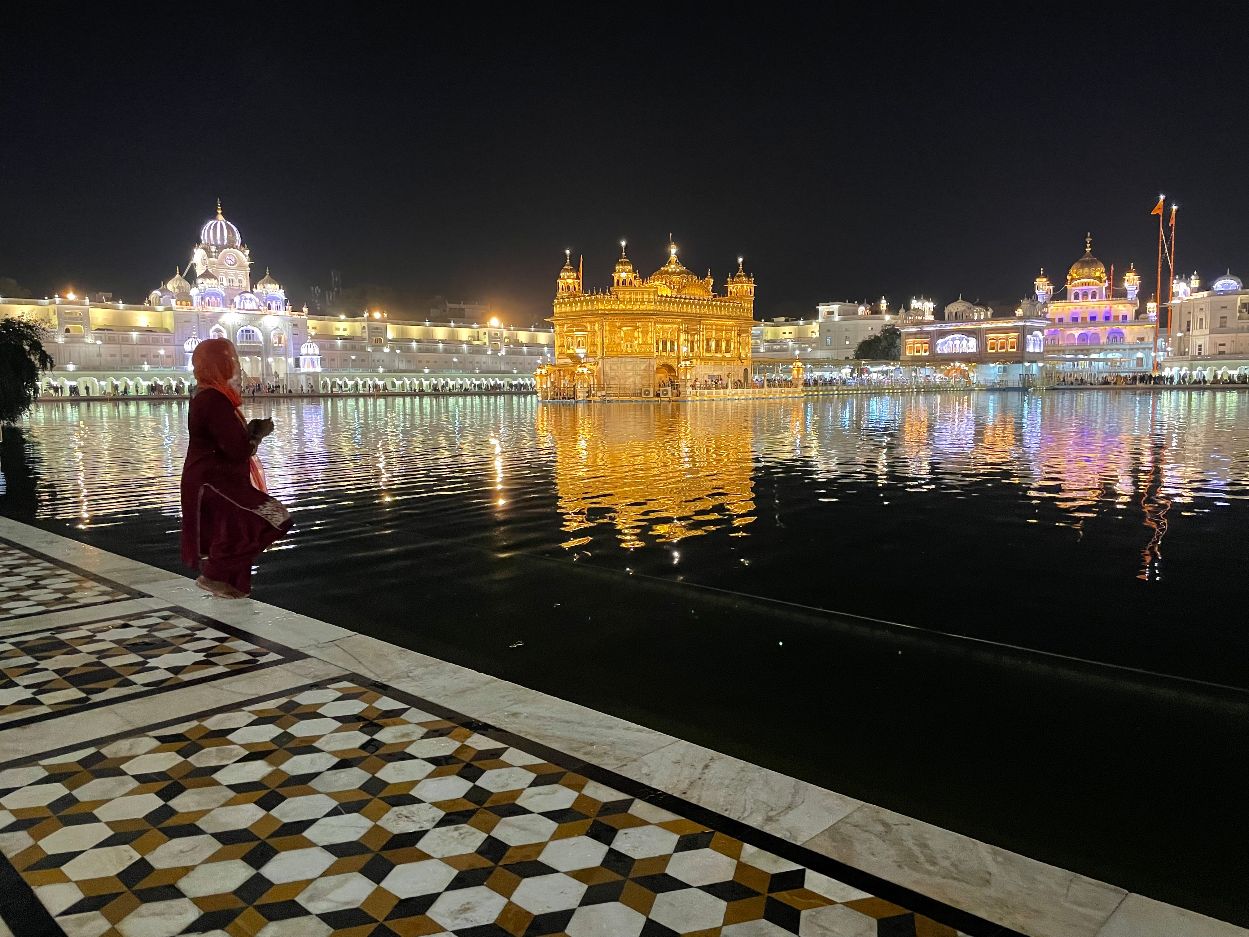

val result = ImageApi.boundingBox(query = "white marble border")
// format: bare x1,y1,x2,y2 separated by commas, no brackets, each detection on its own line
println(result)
0,517,1241,937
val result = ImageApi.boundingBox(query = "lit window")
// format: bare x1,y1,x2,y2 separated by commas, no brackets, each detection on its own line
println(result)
935,334,976,354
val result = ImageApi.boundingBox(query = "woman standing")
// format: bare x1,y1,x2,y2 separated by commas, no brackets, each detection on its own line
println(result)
180,338,292,598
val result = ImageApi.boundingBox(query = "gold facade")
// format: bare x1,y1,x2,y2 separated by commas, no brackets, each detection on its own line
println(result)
536,241,755,399
536,404,755,549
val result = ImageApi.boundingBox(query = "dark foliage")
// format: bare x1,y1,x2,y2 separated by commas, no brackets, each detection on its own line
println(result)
853,325,902,361
0,320,54,424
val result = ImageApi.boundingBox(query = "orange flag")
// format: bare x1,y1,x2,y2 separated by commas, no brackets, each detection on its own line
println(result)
1151,196,1164,216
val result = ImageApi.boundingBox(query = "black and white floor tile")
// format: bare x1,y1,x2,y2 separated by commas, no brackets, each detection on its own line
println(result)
0,679,983,937
0,543,134,622
0,609,297,728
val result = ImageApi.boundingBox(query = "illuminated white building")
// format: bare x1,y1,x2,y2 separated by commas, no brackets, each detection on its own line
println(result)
0,203,554,396
754,299,905,366
1166,271,1249,376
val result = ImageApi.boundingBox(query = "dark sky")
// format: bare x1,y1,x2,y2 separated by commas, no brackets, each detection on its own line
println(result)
3,7,1246,322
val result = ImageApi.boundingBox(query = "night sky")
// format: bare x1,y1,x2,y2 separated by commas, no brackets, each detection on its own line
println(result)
4,7,1246,322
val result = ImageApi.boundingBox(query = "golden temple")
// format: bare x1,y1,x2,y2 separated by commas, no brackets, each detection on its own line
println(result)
535,238,755,399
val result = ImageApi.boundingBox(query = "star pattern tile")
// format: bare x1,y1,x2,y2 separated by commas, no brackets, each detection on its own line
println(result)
0,610,292,727
0,680,974,936
0,542,132,622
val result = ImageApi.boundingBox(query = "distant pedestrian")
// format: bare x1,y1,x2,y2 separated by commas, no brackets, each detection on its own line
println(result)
180,338,292,599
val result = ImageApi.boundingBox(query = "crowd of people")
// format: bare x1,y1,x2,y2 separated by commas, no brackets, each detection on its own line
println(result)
42,382,186,398
40,378,536,399
689,377,748,390
796,373,968,389
1056,370,1248,386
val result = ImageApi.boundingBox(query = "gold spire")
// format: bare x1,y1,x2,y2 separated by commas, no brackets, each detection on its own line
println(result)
668,233,677,259
619,239,628,258
737,256,745,275
1085,232,1093,253
216,197,224,219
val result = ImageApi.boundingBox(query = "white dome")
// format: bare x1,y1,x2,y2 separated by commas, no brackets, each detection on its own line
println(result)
200,200,242,248
299,341,320,355
183,335,201,352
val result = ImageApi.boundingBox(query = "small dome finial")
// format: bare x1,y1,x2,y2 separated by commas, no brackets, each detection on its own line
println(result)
737,256,745,273
620,239,628,258
216,197,223,219
668,233,677,259
1085,232,1092,253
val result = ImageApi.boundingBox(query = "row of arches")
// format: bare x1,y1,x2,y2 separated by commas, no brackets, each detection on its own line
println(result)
36,376,538,398
38,376,192,397
1162,366,1249,383
1044,329,1128,346
194,325,287,348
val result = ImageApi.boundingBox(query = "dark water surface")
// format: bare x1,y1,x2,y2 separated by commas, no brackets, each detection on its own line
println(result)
3,391,1247,922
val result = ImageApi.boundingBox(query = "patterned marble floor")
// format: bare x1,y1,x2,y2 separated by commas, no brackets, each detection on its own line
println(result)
0,542,134,622
0,609,295,728
0,679,976,937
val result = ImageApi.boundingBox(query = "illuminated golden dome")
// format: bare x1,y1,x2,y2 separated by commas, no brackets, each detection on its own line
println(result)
1067,233,1107,286
555,249,582,297
647,237,710,296
613,241,635,277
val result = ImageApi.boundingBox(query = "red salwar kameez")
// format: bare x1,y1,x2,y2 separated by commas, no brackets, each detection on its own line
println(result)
180,387,291,594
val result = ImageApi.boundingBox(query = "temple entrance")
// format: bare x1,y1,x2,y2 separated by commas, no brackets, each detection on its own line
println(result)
654,363,678,395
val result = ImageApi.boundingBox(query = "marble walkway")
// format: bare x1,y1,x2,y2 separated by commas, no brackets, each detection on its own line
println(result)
0,519,1241,937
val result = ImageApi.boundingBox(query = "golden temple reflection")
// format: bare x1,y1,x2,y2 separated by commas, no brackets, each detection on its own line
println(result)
536,403,755,550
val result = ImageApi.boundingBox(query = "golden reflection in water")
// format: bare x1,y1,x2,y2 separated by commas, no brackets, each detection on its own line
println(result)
536,403,755,550
11,392,1249,583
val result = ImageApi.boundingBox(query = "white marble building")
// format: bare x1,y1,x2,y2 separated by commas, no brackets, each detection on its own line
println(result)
0,203,555,396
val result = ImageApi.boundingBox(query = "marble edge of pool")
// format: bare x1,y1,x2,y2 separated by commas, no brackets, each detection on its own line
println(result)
0,516,1243,937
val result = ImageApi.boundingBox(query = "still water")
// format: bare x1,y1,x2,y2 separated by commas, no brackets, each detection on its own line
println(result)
2,391,1248,920
5,391,1249,682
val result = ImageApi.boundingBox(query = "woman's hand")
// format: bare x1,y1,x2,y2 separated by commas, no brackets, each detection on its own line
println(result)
247,418,275,440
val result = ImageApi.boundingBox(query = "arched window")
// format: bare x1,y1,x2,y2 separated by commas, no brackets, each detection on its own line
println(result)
209,324,227,339
271,331,287,349
236,325,263,344
1107,329,1125,343
1077,332,1092,345
935,333,976,355
1027,332,1045,353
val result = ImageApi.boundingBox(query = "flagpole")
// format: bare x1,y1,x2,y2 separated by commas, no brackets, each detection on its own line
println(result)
1168,204,1178,310
1153,194,1165,374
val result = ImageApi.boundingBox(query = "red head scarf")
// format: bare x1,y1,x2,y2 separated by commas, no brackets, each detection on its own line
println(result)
192,338,242,407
